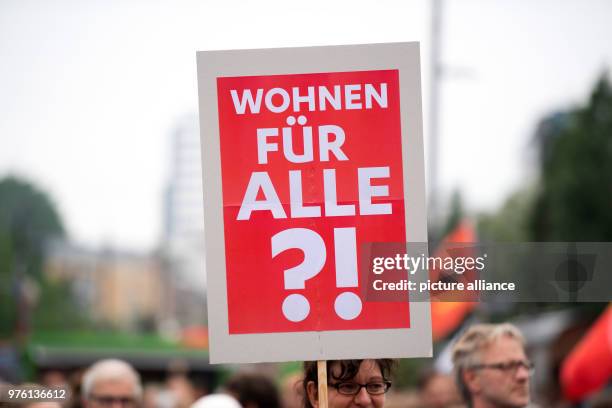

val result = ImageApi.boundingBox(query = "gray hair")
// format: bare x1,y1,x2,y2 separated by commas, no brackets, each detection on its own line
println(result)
82,359,142,400
451,323,525,406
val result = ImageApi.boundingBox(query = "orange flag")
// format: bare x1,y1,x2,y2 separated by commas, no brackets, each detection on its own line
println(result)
430,221,479,341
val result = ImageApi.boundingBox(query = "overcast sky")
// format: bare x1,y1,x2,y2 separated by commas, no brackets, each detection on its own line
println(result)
1,0,611,251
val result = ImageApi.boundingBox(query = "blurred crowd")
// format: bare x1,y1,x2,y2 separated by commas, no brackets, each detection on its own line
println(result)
2,358,460,408
3,322,611,408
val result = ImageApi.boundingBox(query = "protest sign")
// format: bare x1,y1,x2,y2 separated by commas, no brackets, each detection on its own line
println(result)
197,43,431,363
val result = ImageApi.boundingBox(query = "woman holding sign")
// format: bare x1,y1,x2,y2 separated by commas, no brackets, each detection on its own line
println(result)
303,359,395,408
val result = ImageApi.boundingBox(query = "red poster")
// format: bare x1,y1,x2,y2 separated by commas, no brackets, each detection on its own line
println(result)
217,70,410,334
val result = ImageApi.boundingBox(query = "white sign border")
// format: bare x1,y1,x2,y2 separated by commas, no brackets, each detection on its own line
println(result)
197,42,431,364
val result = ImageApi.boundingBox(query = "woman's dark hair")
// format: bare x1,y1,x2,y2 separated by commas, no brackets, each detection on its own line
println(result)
302,359,395,408
225,372,281,408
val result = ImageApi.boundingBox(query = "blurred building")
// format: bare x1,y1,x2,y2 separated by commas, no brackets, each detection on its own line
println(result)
45,241,171,330
46,114,210,331
162,114,207,326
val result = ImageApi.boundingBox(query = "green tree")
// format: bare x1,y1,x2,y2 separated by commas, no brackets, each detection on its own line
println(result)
478,187,535,242
0,176,68,337
0,176,65,271
474,75,612,321
531,75,612,241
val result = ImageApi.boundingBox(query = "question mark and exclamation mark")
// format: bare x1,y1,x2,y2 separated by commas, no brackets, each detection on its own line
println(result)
271,227,363,322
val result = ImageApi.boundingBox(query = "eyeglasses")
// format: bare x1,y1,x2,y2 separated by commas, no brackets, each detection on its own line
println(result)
89,395,137,407
470,360,535,376
329,381,392,395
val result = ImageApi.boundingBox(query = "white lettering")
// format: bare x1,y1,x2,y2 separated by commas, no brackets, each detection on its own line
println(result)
318,85,341,111
282,123,313,163
256,128,279,164
264,88,290,113
345,84,362,109
292,86,316,112
365,83,387,109
231,84,389,114
289,171,321,218
358,167,392,215
318,125,348,161
323,169,356,216
230,89,263,114
237,172,286,220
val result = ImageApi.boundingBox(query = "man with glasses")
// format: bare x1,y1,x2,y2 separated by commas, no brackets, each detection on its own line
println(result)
303,359,394,408
452,323,533,408
82,359,142,408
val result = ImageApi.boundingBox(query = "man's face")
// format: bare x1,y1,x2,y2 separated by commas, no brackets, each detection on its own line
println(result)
467,336,531,408
86,379,138,408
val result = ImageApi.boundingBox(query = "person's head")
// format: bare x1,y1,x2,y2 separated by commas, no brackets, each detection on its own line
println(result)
82,359,142,408
451,323,532,408
224,372,280,408
303,359,395,408
191,394,242,408
166,374,197,407
40,370,69,388
21,403,63,408
418,370,463,408
280,372,303,408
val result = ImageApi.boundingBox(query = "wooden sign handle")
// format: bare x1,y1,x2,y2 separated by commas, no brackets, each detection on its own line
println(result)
317,360,328,408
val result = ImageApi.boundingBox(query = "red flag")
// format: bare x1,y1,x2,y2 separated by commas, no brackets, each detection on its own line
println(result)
561,305,612,402
430,220,478,340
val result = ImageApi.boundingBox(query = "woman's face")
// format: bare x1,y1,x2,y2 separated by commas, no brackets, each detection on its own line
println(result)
308,359,386,408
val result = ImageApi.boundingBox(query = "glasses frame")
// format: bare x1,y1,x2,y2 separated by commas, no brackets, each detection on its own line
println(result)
329,380,392,396
89,394,138,407
470,360,535,376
